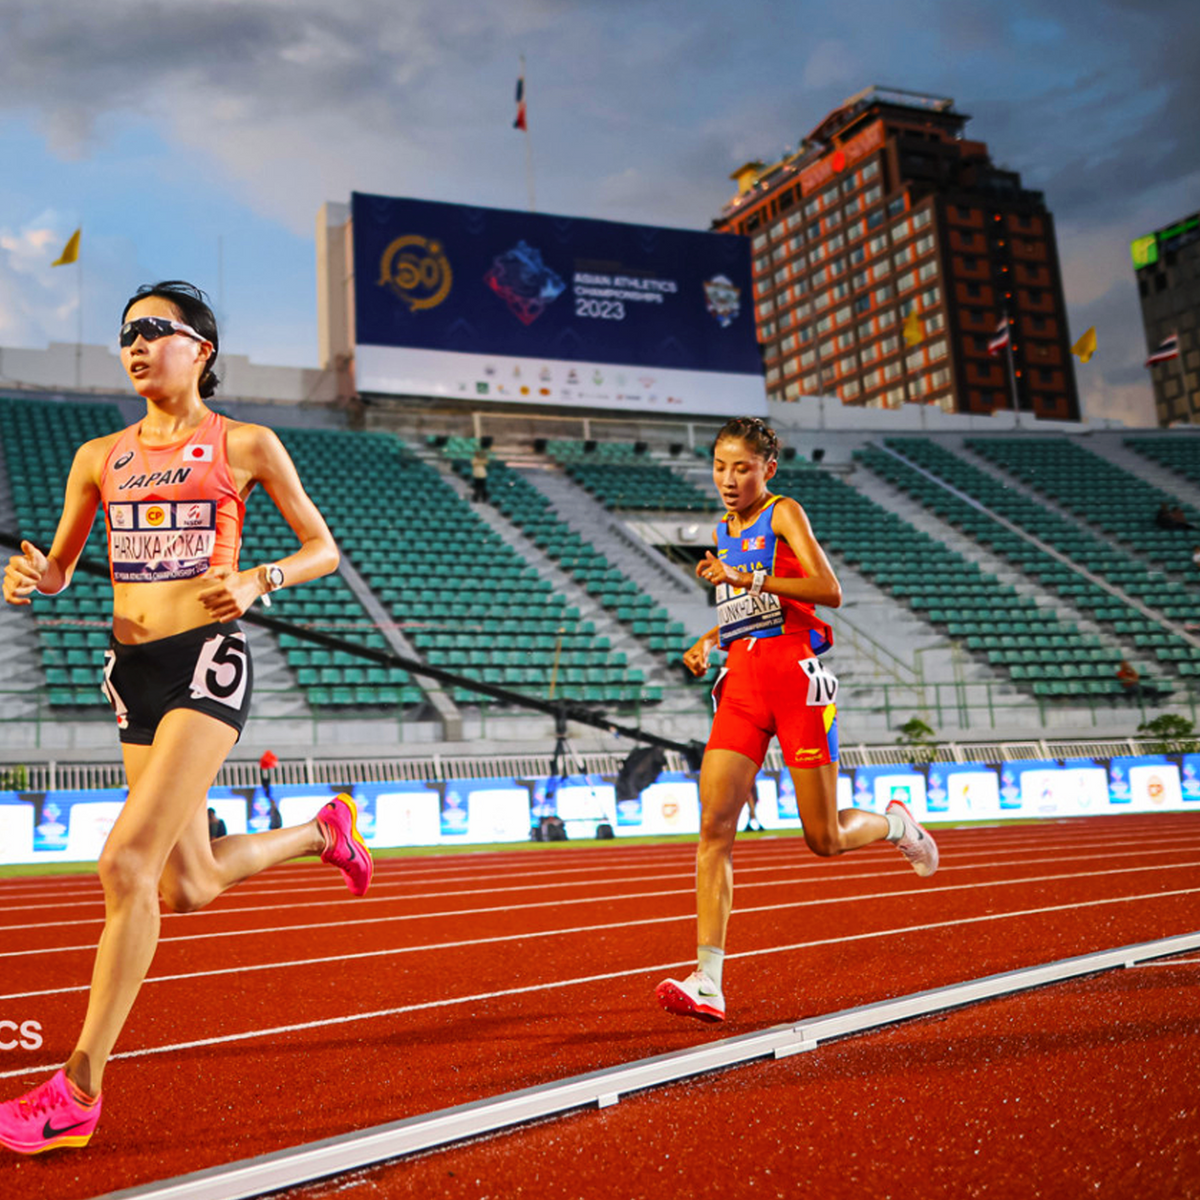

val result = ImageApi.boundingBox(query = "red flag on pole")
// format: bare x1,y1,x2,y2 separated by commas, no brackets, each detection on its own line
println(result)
513,74,527,131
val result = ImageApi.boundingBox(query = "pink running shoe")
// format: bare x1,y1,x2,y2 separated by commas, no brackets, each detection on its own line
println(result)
886,797,939,877
318,793,373,896
656,969,726,1023
0,1069,101,1154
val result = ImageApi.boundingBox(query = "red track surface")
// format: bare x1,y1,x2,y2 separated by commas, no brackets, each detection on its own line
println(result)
1,813,1198,1199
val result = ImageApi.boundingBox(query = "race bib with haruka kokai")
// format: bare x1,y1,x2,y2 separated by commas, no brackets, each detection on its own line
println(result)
106,500,217,582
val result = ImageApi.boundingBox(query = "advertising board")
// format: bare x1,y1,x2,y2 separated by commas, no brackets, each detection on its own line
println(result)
351,192,765,417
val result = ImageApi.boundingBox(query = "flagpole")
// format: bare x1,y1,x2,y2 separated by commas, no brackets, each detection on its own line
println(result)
524,127,537,213
1174,332,1194,424
75,255,83,390
1003,309,1021,427
520,55,536,213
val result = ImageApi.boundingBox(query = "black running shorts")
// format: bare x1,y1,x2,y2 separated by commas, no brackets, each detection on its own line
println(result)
102,621,254,745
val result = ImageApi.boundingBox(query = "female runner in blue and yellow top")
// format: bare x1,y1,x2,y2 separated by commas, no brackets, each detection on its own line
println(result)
656,416,939,1023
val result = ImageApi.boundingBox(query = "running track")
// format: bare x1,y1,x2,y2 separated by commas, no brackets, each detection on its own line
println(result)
1,813,1198,1199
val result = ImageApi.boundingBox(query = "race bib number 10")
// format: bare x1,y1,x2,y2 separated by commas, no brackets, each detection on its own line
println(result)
802,658,838,706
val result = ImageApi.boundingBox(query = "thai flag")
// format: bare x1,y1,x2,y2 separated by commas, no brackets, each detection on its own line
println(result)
513,75,527,131
987,317,1010,357
1145,333,1180,367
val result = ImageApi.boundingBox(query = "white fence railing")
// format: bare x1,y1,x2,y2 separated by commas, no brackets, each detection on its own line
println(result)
1,737,1183,794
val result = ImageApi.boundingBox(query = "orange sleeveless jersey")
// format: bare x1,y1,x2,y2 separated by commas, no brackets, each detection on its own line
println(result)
98,409,244,583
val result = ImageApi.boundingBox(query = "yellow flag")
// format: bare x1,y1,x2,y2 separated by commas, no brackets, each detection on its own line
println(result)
1072,326,1096,363
903,308,922,347
51,228,80,267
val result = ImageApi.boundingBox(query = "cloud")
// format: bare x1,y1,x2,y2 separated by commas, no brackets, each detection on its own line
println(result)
0,0,1194,404
801,40,858,91
0,211,150,369
0,213,78,344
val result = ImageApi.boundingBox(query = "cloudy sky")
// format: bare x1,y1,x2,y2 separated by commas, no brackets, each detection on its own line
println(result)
0,0,1196,425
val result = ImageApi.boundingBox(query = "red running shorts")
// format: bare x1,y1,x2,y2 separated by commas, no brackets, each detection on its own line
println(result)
707,633,838,770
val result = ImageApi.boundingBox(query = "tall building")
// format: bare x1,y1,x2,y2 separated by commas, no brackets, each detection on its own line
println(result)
713,86,1080,419
1131,211,1200,425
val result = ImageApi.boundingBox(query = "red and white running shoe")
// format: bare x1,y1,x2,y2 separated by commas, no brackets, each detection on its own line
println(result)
886,798,939,877
0,1069,101,1155
656,969,726,1023
318,793,374,896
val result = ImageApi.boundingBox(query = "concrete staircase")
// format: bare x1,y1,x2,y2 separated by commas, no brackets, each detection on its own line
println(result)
433,462,685,702
518,466,713,636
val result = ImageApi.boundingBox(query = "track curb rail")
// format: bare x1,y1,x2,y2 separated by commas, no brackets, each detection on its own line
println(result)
96,930,1200,1200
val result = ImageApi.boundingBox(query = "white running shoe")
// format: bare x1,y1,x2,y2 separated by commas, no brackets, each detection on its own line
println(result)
656,969,726,1023
886,798,939,877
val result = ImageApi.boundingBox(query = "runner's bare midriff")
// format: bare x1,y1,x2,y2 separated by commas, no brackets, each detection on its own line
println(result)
111,576,225,644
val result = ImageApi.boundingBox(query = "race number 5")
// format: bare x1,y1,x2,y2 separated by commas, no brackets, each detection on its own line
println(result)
190,631,249,709
802,658,838,706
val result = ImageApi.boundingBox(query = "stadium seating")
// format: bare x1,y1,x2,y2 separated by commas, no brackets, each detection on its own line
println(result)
9,393,1200,723
448,453,682,681
1126,435,1200,492
0,404,653,715
967,436,1200,578
544,439,647,464
816,447,1164,700
0,397,125,708
269,429,649,708
540,441,710,511
856,438,1177,691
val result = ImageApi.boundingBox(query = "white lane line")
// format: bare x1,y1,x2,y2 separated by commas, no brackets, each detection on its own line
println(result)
4,862,1198,994
0,823,1170,893
4,843,1200,935
2,825,1197,916
3,888,1197,1084
6,833,1200,920
2,825,1196,905
6,848,1200,948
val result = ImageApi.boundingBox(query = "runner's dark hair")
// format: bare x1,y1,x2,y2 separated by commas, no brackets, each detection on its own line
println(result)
122,280,220,399
712,416,779,464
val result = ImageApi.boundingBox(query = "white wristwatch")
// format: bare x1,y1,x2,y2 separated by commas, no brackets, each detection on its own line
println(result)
748,569,766,596
264,564,285,593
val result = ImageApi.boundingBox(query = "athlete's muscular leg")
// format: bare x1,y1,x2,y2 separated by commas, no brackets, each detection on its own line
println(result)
65,710,238,1095
790,761,889,856
696,748,762,951
160,803,322,914
159,759,325,916
66,710,321,1096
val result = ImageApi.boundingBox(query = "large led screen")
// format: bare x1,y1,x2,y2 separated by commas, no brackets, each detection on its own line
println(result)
351,192,766,417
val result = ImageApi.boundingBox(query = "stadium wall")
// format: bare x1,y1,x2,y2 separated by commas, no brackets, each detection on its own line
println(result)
2,746,1195,864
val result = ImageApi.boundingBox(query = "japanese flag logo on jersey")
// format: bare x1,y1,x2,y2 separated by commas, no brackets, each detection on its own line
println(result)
185,444,213,462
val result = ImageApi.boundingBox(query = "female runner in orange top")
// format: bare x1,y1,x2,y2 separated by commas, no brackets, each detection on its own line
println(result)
0,281,371,1154
656,416,938,1023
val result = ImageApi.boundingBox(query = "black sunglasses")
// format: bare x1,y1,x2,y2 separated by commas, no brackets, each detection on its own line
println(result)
119,316,207,349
